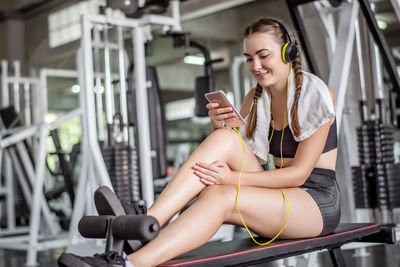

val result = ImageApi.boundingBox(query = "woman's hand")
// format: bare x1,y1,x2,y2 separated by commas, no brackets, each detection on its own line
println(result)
207,103,237,130
193,161,233,185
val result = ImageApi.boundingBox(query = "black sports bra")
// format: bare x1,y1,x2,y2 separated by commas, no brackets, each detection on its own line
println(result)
269,119,337,158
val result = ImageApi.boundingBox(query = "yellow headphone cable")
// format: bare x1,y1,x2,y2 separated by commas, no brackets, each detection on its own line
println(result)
232,63,292,246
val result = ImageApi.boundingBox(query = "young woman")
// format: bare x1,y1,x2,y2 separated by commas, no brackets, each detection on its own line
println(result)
124,17,340,267
61,18,340,267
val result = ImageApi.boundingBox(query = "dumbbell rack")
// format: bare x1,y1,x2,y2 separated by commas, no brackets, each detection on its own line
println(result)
352,120,400,212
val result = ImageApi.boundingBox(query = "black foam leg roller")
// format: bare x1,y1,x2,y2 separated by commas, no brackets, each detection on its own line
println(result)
78,215,115,238
112,215,159,241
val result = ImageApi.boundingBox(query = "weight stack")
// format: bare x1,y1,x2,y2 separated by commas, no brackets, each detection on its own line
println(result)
129,145,141,202
352,165,377,208
375,163,400,209
352,120,400,209
102,144,141,204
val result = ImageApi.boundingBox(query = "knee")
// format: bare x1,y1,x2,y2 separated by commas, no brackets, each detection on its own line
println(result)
198,185,237,215
210,128,238,145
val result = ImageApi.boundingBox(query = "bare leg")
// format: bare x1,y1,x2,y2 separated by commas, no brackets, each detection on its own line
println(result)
148,128,262,226
128,185,323,266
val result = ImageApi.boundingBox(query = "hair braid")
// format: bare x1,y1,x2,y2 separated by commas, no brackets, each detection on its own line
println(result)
246,84,262,139
290,39,303,137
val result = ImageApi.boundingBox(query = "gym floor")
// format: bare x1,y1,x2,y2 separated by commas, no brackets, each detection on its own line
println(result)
0,243,398,267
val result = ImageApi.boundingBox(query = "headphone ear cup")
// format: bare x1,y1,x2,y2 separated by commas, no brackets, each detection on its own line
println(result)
284,43,297,63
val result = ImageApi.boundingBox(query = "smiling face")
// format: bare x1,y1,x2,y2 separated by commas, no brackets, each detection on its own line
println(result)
244,32,289,91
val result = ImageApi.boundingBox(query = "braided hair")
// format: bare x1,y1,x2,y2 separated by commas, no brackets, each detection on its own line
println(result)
243,18,303,139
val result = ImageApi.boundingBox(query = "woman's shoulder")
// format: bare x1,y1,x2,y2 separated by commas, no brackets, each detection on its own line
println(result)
301,71,327,89
299,71,332,99
293,71,335,141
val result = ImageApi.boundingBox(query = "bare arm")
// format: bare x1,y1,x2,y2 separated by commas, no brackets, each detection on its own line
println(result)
208,88,256,131
235,86,336,188
233,120,331,188
197,86,335,188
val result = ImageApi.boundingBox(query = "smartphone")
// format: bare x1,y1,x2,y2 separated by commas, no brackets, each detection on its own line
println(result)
205,90,245,128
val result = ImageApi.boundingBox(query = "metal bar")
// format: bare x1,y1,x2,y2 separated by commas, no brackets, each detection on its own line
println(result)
340,116,357,222
285,0,318,75
92,41,119,50
1,60,9,106
133,27,154,206
370,34,385,100
0,232,68,245
67,145,89,245
68,46,97,247
4,154,15,231
230,56,246,109
86,13,180,29
87,161,99,214
0,227,29,237
23,81,31,126
329,247,347,267
355,19,367,102
7,148,33,213
103,23,114,125
16,142,60,235
117,25,129,140
170,0,182,31
325,2,359,226
93,26,106,141
389,0,400,25
81,16,112,187
358,0,400,93
7,77,39,83
86,14,140,28
328,1,359,133
312,1,336,64
40,68,78,78
139,15,179,28
48,108,81,129
1,124,35,136
36,78,44,127
355,18,369,123
0,234,67,250
36,72,45,125
0,125,37,148
181,0,255,22
13,61,21,113
26,125,49,266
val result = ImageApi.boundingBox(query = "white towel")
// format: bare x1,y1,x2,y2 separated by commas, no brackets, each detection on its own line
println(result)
239,70,335,165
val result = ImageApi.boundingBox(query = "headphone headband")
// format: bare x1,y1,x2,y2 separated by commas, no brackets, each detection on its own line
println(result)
267,18,297,63
267,18,295,44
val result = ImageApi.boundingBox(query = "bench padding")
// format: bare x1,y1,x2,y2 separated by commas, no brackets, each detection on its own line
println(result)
160,223,385,266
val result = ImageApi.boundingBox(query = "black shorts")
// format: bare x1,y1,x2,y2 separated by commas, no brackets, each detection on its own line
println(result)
300,168,341,236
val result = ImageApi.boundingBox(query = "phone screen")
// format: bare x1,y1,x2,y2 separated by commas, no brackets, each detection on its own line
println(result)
205,90,245,128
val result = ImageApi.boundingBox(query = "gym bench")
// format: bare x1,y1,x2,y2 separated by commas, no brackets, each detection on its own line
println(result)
76,214,395,267
160,223,395,266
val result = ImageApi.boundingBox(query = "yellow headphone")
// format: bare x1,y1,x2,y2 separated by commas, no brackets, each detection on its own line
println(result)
233,63,292,246
231,19,297,245
268,18,298,63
